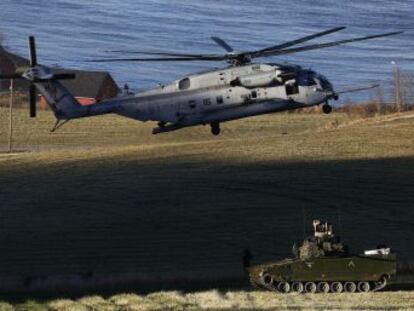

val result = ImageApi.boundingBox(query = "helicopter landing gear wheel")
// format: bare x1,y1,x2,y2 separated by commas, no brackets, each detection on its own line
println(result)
322,103,332,114
210,122,221,136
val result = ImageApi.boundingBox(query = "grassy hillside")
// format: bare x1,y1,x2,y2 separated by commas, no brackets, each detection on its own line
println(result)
0,105,351,151
0,108,413,298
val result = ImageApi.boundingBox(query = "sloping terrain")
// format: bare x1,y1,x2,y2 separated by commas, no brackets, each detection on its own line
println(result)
0,109,413,295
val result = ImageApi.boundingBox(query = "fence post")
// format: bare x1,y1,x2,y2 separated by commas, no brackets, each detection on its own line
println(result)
8,79,13,153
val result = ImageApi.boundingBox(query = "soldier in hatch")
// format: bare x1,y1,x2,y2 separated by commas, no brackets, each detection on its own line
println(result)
294,219,347,260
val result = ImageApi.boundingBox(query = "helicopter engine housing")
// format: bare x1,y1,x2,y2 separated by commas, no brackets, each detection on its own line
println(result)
233,71,280,88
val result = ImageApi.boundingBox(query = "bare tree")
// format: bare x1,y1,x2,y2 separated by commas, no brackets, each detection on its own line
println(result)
401,71,414,108
375,84,384,115
392,65,402,112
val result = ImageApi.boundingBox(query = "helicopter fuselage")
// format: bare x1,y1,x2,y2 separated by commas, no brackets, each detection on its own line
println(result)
7,30,402,135
31,62,335,135
101,63,334,134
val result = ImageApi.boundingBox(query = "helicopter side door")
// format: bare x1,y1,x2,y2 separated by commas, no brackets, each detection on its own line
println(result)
285,79,299,97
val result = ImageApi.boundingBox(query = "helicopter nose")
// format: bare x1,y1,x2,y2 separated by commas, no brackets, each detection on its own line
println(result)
314,75,337,101
319,77,333,92
325,91,339,101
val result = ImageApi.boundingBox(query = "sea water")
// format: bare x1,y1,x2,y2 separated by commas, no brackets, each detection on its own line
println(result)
0,0,413,102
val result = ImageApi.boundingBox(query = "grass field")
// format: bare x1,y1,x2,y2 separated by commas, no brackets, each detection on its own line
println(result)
0,108,413,308
0,290,413,311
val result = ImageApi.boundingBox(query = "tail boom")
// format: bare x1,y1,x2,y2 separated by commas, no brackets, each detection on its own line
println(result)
34,79,116,120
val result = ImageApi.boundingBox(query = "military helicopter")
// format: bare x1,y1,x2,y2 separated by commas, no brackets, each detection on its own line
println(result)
0,28,402,135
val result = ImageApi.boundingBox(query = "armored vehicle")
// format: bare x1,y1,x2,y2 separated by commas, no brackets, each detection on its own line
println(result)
245,219,396,293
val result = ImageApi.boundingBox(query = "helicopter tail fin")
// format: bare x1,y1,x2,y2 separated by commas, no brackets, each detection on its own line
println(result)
0,35,91,120
33,76,87,120
33,74,118,121
0,37,89,120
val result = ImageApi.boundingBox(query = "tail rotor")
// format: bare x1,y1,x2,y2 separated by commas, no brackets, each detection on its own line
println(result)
0,36,76,118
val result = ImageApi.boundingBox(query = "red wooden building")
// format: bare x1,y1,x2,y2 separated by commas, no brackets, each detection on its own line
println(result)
39,69,119,109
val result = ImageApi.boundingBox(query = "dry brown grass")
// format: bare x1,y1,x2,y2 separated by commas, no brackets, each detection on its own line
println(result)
43,290,414,310
0,105,354,152
4,291,414,310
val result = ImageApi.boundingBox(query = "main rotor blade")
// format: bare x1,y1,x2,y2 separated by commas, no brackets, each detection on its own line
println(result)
29,84,37,118
86,56,227,62
102,49,220,58
255,26,346,53
335,83,379,94
211,36,234,52
256,31,404,58
28,36,37,67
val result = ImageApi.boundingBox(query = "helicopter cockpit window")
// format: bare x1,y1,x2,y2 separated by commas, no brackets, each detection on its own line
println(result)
178,77,191,90
316,74,333,91
298,71,317,86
